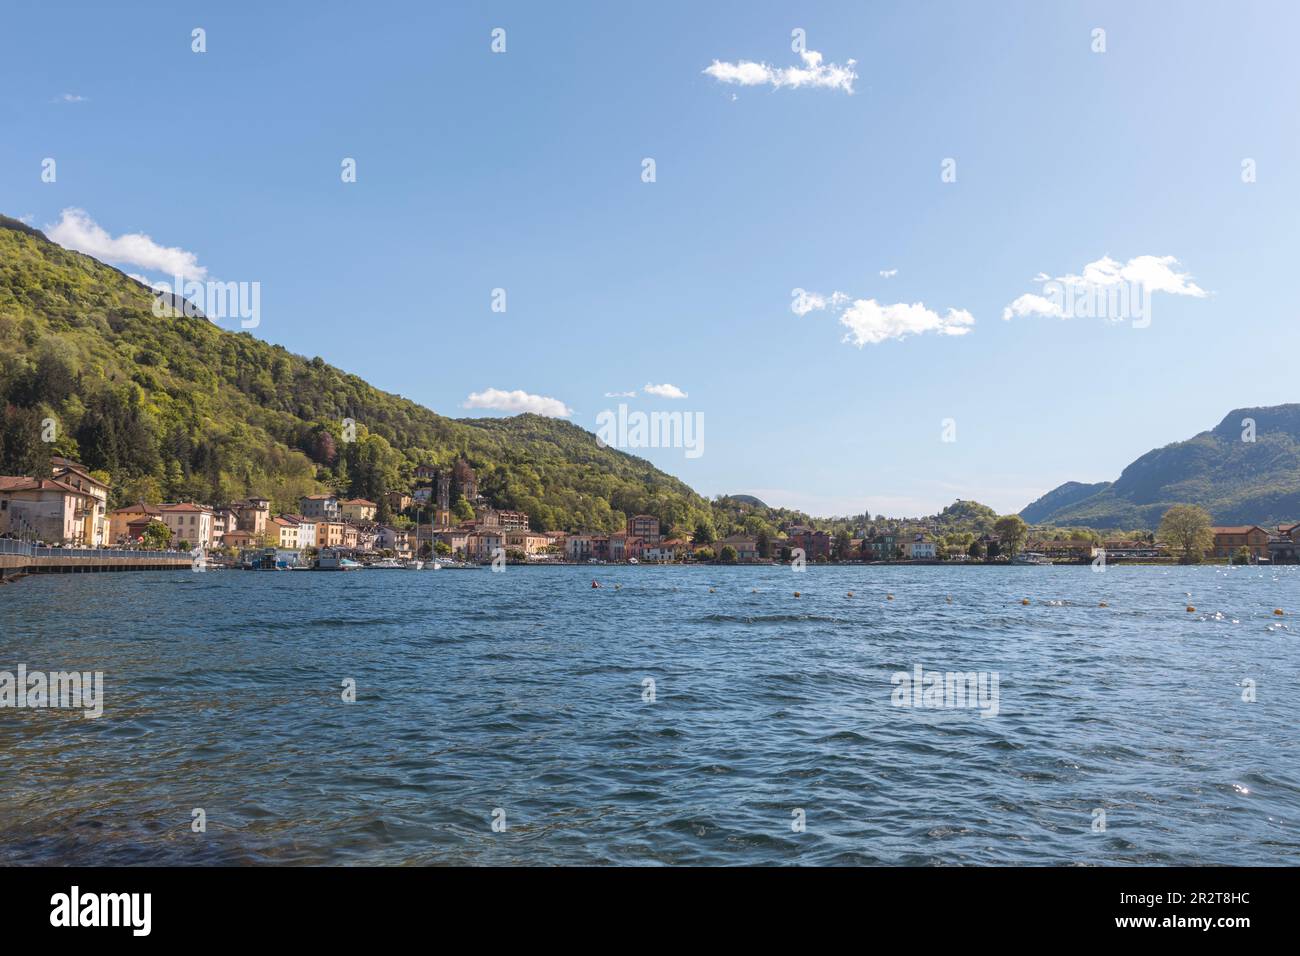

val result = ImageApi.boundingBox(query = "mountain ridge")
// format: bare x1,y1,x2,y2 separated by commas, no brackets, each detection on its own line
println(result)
1019,405,1300,528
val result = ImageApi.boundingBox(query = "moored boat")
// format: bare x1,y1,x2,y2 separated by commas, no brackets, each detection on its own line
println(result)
316,548,362,570
1011,552,1052,565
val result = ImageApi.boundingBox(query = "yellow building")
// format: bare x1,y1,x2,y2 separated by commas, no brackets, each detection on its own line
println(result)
51,458,110,545
340,498,378,522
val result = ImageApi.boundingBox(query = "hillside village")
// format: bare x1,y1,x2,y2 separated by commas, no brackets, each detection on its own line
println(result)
4,454,1300,567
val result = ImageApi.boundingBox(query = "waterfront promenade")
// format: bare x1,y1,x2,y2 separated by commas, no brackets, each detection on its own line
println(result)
0,539,192,578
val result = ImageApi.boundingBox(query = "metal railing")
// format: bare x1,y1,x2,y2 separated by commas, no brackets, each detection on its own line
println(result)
0,539,190,560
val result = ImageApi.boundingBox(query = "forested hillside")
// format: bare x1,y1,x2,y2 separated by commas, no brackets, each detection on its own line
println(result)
0,214,715,534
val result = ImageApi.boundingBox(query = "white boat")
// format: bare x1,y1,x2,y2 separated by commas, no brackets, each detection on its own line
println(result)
404,559,424,570
370,557,405,569
1012,552,1052,565
316,548,362,571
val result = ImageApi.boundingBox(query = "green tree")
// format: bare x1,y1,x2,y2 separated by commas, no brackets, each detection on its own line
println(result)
694,546,715,562
834,529,853,561
719,544,738,563
692,521,715,545
994,515,1029,558
141,520,171,549
1157,504,1214,564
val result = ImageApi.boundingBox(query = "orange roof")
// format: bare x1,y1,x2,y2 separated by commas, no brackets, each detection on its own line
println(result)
160,502,213,513
51,463,108,488
341,498,377,506
1211,525,1266,535
109,502,161,516
0,476,91,496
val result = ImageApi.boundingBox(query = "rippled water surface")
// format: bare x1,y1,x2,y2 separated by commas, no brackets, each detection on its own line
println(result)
2,564,1298,865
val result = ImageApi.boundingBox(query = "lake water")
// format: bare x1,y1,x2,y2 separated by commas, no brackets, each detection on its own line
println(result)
1,564,1297,865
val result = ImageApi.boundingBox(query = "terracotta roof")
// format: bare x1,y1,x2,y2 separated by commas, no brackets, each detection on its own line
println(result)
159,502,213,513
1211,526,1266,534
51,463,109,488
0,476,91,496
109,502,161,516
302,494,336,501
341,498,376,506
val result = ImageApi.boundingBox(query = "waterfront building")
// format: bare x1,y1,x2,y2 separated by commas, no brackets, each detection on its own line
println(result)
503,529,549,555
108,502,161,543
861,532,899,561
627,514,662,543
272,515,300,550
228,497,271,537
222,529,257,551
906,537,937,560
1209,525,1270,560
159,502,216,549
315,520,347,549
0,476,96,544
50,458,110,545
566,533,610,562
432,528,470,558
375,526,411,555
788,528,833,560
714,534,759,561
467,528,505,562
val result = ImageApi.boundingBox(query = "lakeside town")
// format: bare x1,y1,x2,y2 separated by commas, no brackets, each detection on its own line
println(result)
3,455,1300,573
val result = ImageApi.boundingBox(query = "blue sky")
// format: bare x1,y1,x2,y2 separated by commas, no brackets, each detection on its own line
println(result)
4,1,1297,517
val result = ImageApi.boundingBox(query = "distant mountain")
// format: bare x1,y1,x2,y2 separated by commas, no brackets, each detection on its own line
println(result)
1019,405,1300,529
1019,481,1113,524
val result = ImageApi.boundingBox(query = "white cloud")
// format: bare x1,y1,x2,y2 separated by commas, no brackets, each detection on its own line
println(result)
45,208,208,280
1003,255,1206,320
839,300,974,346
1002,292,1066,321
644,382,688,399
704,48,857,93
56,93,88,103
464,387,571,418
879,268,898,278
791,289,848,316
604,390,637,398
797,290,975,345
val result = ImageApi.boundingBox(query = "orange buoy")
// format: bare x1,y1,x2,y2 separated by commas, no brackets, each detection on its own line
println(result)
886,594,894,601
1099,602,1108,608
794,591,801,598
1021,598,1030,605
1186,605,1196,612
1274,608,1285,616
847,591,854,598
